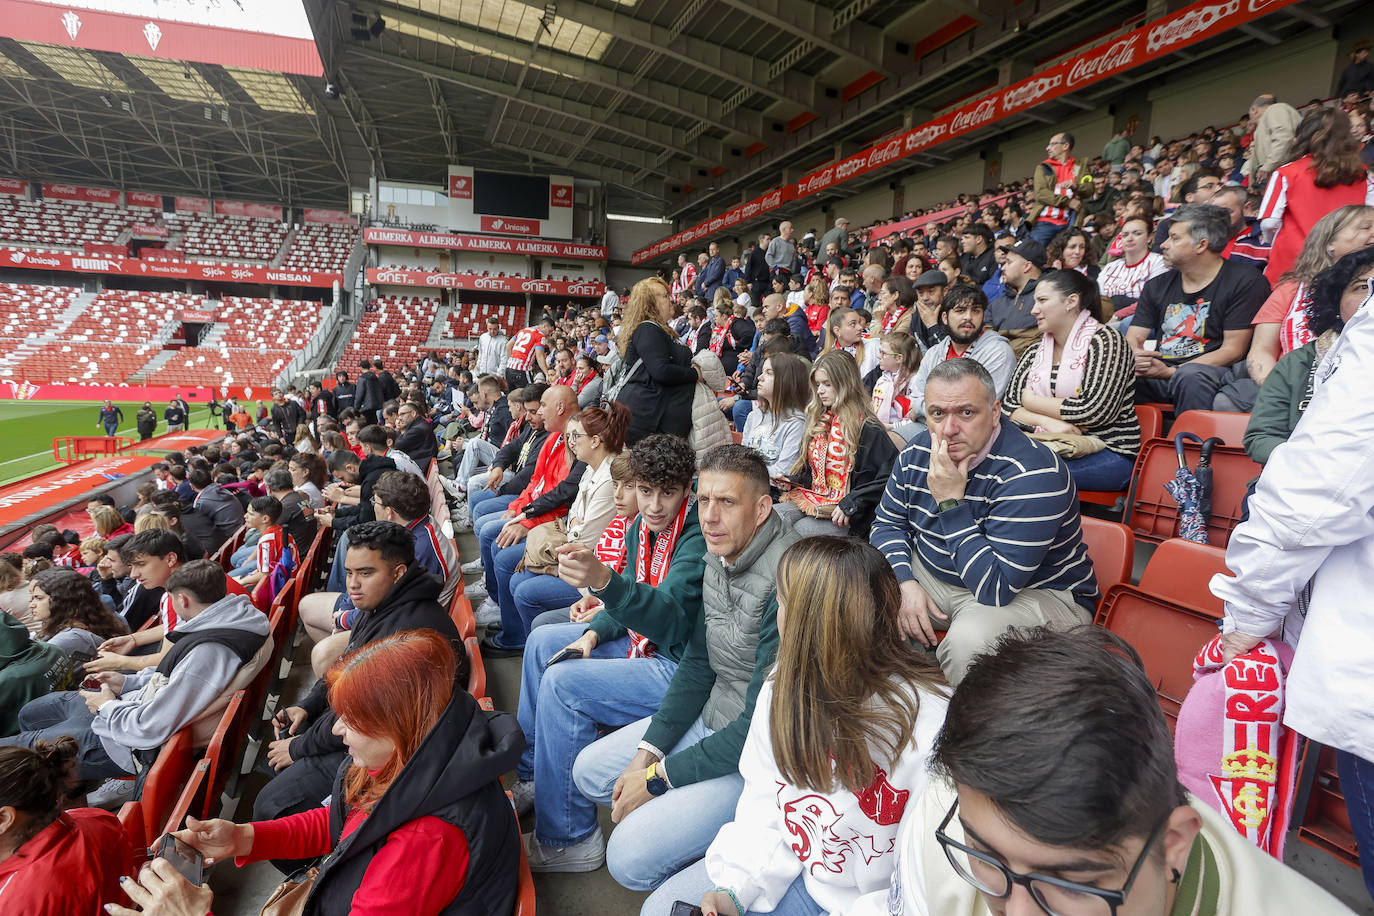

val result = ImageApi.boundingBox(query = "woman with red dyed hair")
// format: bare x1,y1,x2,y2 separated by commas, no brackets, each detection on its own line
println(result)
109,629,524,916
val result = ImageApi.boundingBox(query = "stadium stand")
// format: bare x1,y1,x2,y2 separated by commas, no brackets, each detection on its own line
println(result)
0,197,129,251
281,222,358,272
445,302,522,340
335,294,440,367
173,212,289,264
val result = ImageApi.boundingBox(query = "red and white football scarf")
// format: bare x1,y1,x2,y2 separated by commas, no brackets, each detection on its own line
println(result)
708,321,734,356
1192,636,1298,858
881,306,910,334
626,496,691,660
501,416,524,447
595,515,629,572
785,414,852,512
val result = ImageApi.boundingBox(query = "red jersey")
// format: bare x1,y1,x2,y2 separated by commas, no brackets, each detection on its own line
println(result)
0,810,135,916
506,327,546,372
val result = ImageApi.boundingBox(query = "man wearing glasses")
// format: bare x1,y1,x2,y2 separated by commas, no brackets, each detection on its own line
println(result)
854,627,1348,916
1028,132,1092,248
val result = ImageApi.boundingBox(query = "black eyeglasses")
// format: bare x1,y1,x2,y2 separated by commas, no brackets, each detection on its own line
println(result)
935,798,1167,916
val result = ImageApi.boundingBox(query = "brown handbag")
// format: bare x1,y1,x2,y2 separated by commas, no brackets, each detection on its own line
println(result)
521,517,569,575
258,867,318,916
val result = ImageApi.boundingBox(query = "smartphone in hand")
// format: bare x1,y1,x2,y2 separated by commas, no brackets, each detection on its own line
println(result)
669,903,704,916
544,647,584,668
153,833,205,886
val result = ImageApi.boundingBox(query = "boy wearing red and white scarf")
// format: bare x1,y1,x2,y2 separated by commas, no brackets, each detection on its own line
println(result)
512,435,706,874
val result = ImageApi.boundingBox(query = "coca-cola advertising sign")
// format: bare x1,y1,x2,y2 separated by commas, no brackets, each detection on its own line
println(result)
175,196,210,214
0,178,27,197
479,216,540,236
42,183,119,204
126,191,162,209
304,208,356,226
361,228,607,259
366,268,604,297
215,200,282,220
448,174,473,200
632,0,1300,265
1067,37,1138,87
550,184,573,208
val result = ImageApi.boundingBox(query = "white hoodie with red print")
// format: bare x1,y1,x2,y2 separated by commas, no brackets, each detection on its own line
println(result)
705,676,948,915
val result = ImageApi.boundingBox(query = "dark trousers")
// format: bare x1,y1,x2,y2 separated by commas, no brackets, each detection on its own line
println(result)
0,691,128,781
1337,749,1374,900
1133,361,1247,415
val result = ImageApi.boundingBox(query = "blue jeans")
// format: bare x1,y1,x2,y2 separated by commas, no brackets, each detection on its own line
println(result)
732,398,753,432
485,535,530,648
0,691,128,780
230,539,258,568
468,485,512,519
1029,219,1066,247
324,528,350,592
510,571,582,638
103,422,119,436
472,494,516,532
642,860,823,916
1065,449,1135,491
1337,749,1374,899
516,623,677,847
574,714,747,891
455,438,499,487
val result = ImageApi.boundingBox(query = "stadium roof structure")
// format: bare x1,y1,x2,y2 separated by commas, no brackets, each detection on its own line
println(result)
0,0,1359,217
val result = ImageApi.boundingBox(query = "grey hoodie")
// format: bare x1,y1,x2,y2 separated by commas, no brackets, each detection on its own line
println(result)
92,593,268,773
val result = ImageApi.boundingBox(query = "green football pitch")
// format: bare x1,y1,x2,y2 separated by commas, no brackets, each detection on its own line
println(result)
0,400,215,486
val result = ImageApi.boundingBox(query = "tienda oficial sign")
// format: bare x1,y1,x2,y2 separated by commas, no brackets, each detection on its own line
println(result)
365,268,603,297
630,0,1301,264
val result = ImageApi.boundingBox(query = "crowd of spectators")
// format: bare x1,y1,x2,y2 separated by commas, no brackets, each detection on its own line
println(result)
2,81,1373,916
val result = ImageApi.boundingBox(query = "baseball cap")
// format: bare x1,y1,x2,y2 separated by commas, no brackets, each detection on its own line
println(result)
1006,239,1048,271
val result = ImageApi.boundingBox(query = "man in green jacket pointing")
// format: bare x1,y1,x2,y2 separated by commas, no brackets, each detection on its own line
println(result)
572,444,797,893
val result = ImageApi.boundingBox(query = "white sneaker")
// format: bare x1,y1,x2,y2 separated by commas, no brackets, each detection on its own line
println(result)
461,557,485,575
475,598,501,628
465,580,488,601
86,776,136,809
439,476,466,498
524,828,605,873
509,779,535,818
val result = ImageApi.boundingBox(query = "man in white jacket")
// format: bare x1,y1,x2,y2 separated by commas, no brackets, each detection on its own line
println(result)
475,316,508,378
1211,287,1374,900
850,627,1350,916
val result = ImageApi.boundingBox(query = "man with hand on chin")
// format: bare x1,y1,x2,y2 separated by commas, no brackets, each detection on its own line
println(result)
869,358,1098,684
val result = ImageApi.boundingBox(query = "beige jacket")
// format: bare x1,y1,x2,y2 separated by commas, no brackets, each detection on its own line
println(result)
690,350,734,462
842,779,1354,916
1245,102,1301,184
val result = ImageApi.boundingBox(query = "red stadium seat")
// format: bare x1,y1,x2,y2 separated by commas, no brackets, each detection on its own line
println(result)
160,758,210,841
1170,410,1251,447
1136,537,1229,616
450,589,476,640
465,636,486,700
1094,584,1220,728
139,728,196,841
1078,517,1134,602
1294,742,1361,868
1078,405,1164,508
1124,438,1260,547
515,840,537,916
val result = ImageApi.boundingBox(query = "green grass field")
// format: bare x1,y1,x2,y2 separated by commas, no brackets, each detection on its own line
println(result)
0,401,215,486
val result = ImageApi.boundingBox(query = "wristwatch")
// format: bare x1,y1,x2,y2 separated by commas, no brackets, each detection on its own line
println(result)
938,498,963,513
645,761,670,796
